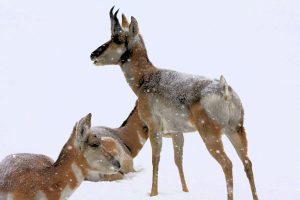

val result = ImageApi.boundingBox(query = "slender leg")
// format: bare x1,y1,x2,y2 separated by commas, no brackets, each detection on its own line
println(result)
149,131,162,196
190,103,234,200
171,133,189,192
196,125,233,200
98,173,124,181
137,98,163,197
226,128,259,200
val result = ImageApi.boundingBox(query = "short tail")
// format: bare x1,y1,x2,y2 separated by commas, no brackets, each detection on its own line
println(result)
219,75,231,101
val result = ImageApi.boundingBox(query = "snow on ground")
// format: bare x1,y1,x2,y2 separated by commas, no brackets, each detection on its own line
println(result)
1,0,300,199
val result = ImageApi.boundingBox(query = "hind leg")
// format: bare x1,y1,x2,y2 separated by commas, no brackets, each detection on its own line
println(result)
190,104,233,200
171,133,189,192
197,128,233,200
226,128,259,200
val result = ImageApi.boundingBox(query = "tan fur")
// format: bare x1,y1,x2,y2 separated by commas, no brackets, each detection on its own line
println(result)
131,52,257,199
0,132,86,200
91,9,258,200
0,114,122,200
98,102,149,181
116,102,148,157
99,102,187,192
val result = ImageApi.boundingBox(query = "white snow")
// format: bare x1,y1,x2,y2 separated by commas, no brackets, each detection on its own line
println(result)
1,0,300,200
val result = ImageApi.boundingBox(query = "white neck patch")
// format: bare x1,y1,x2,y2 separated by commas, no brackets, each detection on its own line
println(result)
35,191,47,200
71,163,84,183
137,131,147,146
59,185,73,200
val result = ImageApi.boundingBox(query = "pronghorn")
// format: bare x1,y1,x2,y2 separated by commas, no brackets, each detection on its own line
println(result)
87,102,149,182
0,113,124,200
90,7,259,200
92,102,186,188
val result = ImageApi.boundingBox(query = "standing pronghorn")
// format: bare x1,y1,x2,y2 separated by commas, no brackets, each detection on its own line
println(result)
0,114,124,200
90,7,259,200
92,102,186,191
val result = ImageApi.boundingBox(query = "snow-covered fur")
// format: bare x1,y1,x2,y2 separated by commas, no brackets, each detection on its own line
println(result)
0,114,123,200
90,7,259,200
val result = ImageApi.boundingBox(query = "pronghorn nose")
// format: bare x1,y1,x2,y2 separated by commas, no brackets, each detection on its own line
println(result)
112,159,121,169
90,51,99,60
90,42,110,61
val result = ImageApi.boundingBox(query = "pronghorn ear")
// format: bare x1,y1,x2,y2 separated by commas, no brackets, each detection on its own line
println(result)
129,16,139,37
122,14,129,29
76,113,92,142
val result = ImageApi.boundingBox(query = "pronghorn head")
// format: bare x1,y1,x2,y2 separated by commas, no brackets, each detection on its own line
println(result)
75,113,121,175
90,6,141,66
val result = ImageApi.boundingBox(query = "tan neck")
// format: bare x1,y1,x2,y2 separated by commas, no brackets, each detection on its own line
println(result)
121,41,156,95
115,104,148,158
46,134,87,197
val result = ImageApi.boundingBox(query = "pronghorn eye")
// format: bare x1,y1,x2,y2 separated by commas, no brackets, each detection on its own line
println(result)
143,125,148,133
111,36,123,45
89,143,99,148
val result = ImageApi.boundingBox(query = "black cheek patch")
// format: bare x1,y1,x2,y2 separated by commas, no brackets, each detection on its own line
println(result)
120,49,133,64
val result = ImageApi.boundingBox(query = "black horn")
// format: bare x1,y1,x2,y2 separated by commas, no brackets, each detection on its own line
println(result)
110,6,123,35
109,6,115,20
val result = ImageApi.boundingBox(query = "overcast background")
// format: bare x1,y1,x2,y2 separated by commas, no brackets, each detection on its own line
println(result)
0,0,299,199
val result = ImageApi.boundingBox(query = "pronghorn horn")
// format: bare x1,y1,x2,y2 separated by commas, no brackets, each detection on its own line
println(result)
109,6,123,35
109,6,115,20
114,9,119,20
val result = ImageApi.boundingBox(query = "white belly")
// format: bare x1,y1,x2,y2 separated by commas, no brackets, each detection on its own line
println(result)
0,193,14,200
152,99,196,134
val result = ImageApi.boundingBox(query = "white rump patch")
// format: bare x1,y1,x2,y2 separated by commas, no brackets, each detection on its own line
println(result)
201,94,242,127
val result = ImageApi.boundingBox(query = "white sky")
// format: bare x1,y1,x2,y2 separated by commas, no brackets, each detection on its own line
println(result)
0,0,300,199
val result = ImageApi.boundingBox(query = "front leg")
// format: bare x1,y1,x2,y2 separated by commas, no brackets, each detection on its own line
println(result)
138,96,162,196
171,133,189,192
149,131,162,196
98,173,124,181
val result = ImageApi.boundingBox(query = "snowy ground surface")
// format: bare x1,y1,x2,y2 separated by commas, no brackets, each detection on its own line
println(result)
0,0,300,199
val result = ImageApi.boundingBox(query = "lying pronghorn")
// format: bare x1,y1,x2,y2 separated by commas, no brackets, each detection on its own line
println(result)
92,102,186,191
90,7,259,200
0,113,125,200
88,102,149,182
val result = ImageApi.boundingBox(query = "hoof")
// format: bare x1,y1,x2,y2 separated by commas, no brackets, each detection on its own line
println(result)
150,190,158,196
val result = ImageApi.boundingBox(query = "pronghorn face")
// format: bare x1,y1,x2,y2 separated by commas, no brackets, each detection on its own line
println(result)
90,7,140,66
75,114,121,175
90,36,127,66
